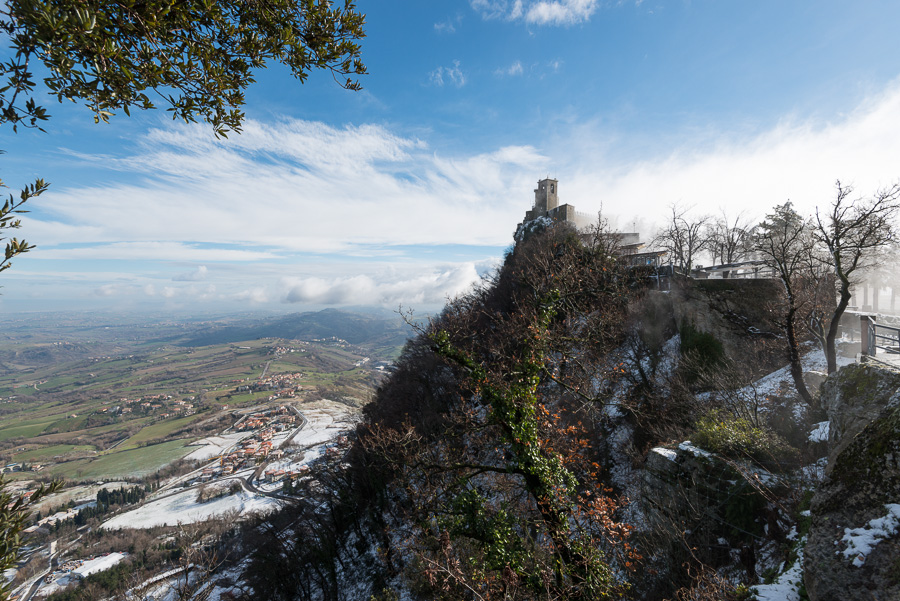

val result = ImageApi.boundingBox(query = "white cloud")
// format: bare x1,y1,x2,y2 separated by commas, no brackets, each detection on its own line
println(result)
496,60,524,77
30,243,279,262
96,284,122,297
26,121,541,258
281,263,481,306
18,80,900,314
553,82,900,230
430,60,467,87
434,15,461,33
471,0,598,25
233,287,269,304
525,0,598,25
172,265,208,281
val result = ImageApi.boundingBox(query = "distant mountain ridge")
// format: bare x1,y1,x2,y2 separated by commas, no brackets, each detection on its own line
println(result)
179,308,414,349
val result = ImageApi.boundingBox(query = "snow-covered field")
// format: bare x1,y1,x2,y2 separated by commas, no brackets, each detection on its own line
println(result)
184,432,248,462
103,401,354,530
101,488,281,530
34,553,128,599
73,552,128,578
288,402,354,448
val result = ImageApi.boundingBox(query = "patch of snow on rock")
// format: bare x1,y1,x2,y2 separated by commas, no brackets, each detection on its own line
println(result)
677,441,711,458
840,503,900,567
809,421,829,443
650,447,678,462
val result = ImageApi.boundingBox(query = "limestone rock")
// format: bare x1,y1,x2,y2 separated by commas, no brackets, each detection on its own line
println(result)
805,364,900,601
819,362,900,470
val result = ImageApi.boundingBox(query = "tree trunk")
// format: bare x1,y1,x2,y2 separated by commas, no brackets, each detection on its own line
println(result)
825,285,853,374
786,304,814,406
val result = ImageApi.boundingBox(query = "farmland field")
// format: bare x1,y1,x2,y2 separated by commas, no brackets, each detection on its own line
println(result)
0,309,409,482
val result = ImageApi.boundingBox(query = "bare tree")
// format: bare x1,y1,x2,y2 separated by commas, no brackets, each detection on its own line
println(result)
654,204,710,273
705,210,754,276
753,203,816,405
811,181,900,373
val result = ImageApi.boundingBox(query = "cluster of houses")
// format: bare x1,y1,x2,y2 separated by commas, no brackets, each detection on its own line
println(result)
2,462,43,473
44,552,128,583
234,372,304,396
263,464,309,483
272,343,308,354
190,406,300,481
102,394,198,419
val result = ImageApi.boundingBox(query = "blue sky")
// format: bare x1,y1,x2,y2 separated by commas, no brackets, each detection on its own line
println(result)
4,0,900,314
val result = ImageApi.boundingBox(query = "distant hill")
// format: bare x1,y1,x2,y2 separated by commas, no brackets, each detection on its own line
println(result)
179,308,414,351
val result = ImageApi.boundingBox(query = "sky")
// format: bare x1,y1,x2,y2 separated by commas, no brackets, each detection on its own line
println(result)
4,0,900,315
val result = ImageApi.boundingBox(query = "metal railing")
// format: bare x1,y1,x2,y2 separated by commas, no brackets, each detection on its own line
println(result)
868,322,900,356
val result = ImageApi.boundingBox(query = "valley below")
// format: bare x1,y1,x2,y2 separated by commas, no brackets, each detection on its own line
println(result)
0,309,408,600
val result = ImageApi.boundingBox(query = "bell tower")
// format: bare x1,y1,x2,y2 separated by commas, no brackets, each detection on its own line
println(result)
533,178,559,213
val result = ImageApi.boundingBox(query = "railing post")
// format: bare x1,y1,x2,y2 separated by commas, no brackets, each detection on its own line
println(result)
860,314,876,357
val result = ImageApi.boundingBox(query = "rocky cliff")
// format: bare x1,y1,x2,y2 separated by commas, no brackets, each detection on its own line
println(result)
805,363,900,601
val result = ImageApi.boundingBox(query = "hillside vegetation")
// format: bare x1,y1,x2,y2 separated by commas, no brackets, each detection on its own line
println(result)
231,217,900,601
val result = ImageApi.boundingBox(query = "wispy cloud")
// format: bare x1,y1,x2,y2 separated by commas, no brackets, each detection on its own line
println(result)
16,81,900,312
471,0,599,26
429,60,467,87
233,287,269,304
24,121,541,257
496,60,524,76
30,242,280,262
434,14,462,33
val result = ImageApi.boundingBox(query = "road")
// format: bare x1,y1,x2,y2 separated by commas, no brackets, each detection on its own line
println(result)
259,360,272,380
243,405,308,502
14,543,58,601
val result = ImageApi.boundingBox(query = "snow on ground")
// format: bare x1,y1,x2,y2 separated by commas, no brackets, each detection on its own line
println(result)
750,343,854,401
753,538,805,601
840,503,900,567
101,488,281,530
73,552,127,578
185,432,248,462
35,573,77,598
288,403,353,449
34,554,128,598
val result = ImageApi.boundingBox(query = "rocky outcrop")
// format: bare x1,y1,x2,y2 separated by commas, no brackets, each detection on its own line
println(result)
665,278,785,372
804,363,900,601
641,442,787,591
820,362,900,469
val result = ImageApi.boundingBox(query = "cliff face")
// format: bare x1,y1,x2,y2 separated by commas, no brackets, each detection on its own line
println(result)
665,278,785,372
805,363,900,601
236,227,900,600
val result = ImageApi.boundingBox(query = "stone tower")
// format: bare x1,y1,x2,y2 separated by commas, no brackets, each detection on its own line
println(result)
524,178,560,222
534,178,559,213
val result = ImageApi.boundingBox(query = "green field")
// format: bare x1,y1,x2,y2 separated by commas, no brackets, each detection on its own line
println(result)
13,444,96,462
0,421,54,441
119,414,206,449
47,440,192,480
